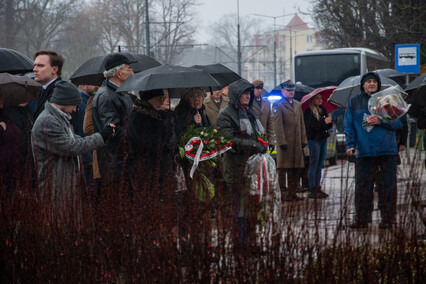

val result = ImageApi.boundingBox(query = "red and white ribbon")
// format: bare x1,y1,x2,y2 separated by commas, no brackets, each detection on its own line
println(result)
184,137,232,178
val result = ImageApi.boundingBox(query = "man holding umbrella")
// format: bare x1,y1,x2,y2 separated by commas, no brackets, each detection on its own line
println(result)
92,53,136,186
345,72,402,229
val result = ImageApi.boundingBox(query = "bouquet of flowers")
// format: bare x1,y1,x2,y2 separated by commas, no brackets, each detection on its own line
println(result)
368,85,410,121
179,125,232,202
243,152,281,226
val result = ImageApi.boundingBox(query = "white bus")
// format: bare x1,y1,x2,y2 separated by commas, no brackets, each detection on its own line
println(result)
292,47,389,88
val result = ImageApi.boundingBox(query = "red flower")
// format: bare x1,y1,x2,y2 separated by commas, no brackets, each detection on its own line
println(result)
204,140,209,144
215,140,220,145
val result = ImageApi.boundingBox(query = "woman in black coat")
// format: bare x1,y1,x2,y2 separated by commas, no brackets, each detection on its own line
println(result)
175,87,211,138
126,89,178,236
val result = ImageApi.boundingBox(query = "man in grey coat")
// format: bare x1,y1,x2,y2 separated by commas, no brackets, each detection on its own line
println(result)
32,80,114,231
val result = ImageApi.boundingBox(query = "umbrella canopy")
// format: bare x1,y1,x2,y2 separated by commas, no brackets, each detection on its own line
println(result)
301,86,338,114
0,48,34,75
0,73,41,108
405,73,426,93
375,68,405,78
117,65,220,98
328,74,398,107
269,82,314,102
404,73,426,106
70,52,161,86
191,63,241,90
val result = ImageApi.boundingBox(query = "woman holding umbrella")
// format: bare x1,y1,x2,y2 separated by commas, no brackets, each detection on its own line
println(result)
303,93,333,198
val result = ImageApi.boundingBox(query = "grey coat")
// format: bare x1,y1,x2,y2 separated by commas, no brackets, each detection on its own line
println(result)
92,80,133,181
31,103,104,226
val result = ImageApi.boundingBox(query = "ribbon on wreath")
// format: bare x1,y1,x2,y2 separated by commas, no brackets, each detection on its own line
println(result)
184,137,232,179
256,155,269,202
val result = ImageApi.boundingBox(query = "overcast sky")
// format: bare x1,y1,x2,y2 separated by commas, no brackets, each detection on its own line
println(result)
193,0,313,43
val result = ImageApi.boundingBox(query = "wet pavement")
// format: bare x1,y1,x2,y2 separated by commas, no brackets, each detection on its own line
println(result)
279,149,426,249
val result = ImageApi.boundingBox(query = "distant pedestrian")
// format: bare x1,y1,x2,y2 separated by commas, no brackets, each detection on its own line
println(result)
204,87,229,128
345,72,402,229
303,93,332,198
272,81,307,201
252,80,274,148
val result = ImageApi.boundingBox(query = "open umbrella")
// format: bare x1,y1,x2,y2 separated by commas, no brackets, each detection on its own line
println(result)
328,74,398,107
301,86,338,114
70,52,161,86
191,63,241,90
404,73,426,106
0,48,34,75
269,82,314,102
0,73,41,108
117,65,220,98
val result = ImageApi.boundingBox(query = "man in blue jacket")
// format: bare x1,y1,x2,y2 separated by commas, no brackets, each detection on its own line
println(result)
345,72,402,229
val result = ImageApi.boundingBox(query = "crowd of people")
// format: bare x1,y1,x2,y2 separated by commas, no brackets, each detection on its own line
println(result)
1,50,424,244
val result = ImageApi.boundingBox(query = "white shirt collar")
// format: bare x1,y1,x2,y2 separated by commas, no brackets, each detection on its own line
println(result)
43,77,58,89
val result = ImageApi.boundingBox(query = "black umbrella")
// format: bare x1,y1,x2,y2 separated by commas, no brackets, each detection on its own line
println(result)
404,73,426,106
117,65,220,98
328,74,399,107
375,68,405,78
405,73,426,93
0,48,34,75
70,52,161,86
0,73,41,108
191,63,241,90
269,82,314,102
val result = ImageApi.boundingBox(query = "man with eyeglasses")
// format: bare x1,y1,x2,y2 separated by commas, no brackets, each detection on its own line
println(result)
252,80,274,149
92,53,137,188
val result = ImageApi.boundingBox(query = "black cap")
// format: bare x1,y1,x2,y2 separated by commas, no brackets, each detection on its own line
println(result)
105,53,137,71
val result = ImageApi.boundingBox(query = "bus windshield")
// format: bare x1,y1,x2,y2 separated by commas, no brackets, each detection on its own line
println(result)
294,54,361,88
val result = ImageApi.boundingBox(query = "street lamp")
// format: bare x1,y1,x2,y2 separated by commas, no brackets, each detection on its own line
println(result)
237,0,241,75
253,13,295,86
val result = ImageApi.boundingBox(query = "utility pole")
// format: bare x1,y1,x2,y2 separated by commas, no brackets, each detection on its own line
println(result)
145,0,150,57
237,0,241,75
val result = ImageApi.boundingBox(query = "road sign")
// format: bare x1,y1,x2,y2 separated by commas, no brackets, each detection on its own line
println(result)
395,44,420,74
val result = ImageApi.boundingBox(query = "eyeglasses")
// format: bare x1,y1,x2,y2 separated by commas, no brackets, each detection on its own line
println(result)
120,67,133,72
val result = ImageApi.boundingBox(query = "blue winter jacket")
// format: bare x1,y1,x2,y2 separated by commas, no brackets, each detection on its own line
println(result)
344,91,402,158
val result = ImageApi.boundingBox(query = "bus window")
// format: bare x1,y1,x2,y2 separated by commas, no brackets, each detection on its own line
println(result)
294,54,361,88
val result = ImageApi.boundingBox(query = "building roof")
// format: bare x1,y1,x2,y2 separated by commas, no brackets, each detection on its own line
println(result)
285,14,309,30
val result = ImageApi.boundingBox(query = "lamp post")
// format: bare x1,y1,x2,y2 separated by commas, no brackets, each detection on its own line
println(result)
237,0,241,75
145,0,150,56
253,13,295,86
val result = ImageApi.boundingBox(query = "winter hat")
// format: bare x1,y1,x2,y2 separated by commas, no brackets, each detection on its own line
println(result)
105,53,137,71
50,80,82,105
252,80,264,88
140,89,164,101
360,72,381,92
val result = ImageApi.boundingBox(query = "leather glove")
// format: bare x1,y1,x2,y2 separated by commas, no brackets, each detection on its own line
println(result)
99,124,114,142
268,144,275,151
280,144,287,150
